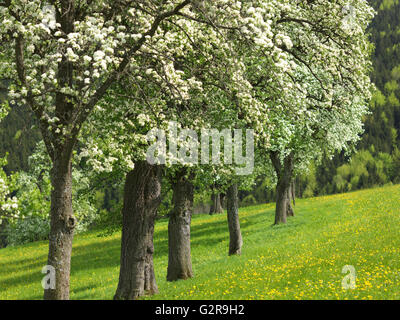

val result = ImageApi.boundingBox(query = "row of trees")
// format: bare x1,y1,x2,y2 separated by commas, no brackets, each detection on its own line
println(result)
0,0,373,300
1,1,397,198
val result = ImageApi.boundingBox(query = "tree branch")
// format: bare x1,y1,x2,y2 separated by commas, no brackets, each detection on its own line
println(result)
69,0,192,144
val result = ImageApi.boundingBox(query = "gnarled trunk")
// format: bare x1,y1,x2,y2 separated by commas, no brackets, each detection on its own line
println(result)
44,154,76,300
114,161,162,300
226,183,242,255
167,169,194,281
270,152,294,225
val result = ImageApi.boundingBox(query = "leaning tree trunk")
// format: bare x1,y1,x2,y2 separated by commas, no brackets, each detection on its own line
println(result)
44,154,76,300
114,161,162,300
167,169,194,281
209,193,223,215
270,152,294,225
226,183,243,255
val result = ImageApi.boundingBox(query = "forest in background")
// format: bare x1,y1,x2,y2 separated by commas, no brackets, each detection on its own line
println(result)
0,0,399,211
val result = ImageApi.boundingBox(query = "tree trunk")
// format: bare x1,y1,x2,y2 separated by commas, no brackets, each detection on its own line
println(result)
291,180,296,206
209,193,223,214
270,152,294,225
275,179,288,224
286,181,295,217
167,169,194,281
0,218,8,248
226,183,242,255
144,223,158,295
220,193,226,209
44,155,76,300
114,161,162,300
43,2,78,300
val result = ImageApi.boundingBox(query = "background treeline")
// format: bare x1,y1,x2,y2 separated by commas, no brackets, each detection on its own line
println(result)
1,0,399,212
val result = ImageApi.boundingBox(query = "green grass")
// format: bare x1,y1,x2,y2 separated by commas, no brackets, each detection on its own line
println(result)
1,184,400,300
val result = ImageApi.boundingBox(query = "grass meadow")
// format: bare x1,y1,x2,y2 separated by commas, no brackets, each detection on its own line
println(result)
1,184,399,300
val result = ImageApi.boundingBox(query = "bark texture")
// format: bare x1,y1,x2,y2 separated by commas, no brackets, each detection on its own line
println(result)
44,156,76,300
114,161,162,300
226,183,243,255
144,223,158,295
167,169,194,281
270,152,295,225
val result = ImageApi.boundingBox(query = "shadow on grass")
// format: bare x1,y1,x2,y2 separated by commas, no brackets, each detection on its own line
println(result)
0,253,48,271
0,268,43,291
70,238,121,273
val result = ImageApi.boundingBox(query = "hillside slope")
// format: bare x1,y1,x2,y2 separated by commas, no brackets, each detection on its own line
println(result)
0,185,399,300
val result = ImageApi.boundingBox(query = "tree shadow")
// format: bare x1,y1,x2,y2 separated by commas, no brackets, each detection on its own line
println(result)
70,237,121,273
